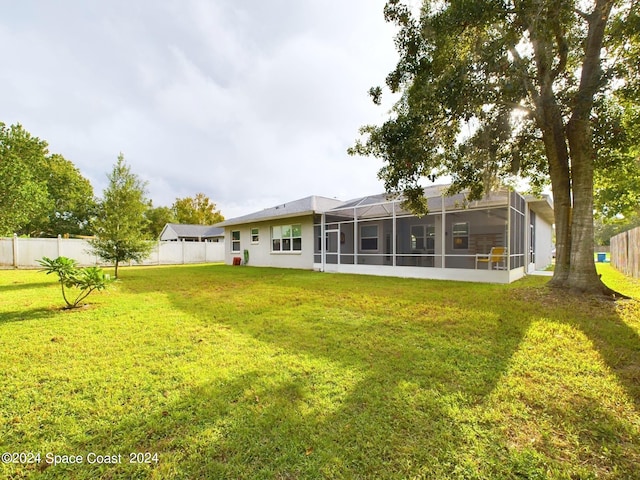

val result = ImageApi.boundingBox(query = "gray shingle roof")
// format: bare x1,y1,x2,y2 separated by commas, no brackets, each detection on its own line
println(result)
215,186,554,228
161,224,224,239
214,196,344,227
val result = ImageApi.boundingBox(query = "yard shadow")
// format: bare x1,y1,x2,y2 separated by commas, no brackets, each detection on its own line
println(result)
99,265,640,477
123,266,534,402
0,306,58,324
50,368,513,478
105,267,540,476
47,325,639,478
0,281,56,292
546,294,640,410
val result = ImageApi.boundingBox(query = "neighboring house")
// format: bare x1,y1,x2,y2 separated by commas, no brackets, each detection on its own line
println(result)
215,185,554,284
159,223,225,242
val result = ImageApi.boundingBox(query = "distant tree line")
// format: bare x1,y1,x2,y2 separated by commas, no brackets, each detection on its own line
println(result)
145,192,225,239
0,122,225,241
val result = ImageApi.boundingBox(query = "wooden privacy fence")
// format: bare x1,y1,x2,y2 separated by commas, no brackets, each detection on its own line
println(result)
0,235,225,268
610,226,640,279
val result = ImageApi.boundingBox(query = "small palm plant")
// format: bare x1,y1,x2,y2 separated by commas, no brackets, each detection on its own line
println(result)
38,256,113,309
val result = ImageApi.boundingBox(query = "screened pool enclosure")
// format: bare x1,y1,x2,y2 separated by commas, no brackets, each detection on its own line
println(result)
313,189,532,283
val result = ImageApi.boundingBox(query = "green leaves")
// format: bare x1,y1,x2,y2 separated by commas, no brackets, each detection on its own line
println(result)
0,123,50,236
172,193,225,225
0,122,95,237
89,153,153,277
37,256,112,309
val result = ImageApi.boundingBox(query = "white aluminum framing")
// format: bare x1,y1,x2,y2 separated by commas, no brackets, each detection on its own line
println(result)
314,190,528,283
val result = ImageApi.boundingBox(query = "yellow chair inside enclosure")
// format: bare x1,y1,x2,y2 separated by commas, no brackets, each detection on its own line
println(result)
475,246,507,270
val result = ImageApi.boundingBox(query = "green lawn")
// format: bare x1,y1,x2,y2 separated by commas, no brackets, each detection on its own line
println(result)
1,264,639,479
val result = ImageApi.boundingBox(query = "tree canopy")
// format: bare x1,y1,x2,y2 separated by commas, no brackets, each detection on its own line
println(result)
89,154,153,278
351,0,639,295
144,205,177,239
172,193,225,225
593,100,640,221
0,123,50,236
0,122,95,237
20,153,96,237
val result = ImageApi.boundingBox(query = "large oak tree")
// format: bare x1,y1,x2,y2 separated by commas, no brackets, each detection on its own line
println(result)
351,0,639,295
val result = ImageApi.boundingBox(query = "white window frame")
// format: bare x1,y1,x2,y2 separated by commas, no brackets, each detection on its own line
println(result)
251,227,259,244
271,224,302,253
452,222,469,250
360,224,379,251
411,225,425,250
426,224,435,251
231,230,241,253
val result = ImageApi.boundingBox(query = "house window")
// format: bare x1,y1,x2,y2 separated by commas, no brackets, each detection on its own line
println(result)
411,225,435,251
231,230,240,252
272,224,302,252
426,224,435,251
452,222,469,249
360,225,378,251
411,225,425,250
251,228,259,244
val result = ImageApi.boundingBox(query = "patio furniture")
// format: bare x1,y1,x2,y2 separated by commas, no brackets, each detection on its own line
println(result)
475,247,507,270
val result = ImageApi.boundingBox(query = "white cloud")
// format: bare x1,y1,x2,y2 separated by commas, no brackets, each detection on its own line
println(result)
0,0,400,220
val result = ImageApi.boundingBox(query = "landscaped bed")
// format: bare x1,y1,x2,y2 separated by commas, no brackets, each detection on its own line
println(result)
1,264,639,479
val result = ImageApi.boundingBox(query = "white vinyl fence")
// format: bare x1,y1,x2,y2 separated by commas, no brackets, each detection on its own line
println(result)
0,235,225,268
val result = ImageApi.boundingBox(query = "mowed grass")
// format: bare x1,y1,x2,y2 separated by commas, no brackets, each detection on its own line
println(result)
1,264,639,479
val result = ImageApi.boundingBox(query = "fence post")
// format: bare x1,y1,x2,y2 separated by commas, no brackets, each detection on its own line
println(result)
57,234,62,258
12,233,18,268
182,239,186,264
626,231,630,277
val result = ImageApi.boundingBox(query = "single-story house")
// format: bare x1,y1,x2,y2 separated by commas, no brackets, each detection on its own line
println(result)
214,185,554,283
159,223,225,242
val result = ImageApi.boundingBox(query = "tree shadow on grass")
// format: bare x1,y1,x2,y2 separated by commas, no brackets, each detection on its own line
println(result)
0,281,56,293
84,265,640,478
515,287,640,410
573,303,640,406
0,307,58,324
49,364,518,479
100,267,539,477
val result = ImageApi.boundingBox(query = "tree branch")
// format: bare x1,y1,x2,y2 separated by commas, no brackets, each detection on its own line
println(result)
570,0,615,122
551,27,569,80
509,46,542,121
574,8,590,21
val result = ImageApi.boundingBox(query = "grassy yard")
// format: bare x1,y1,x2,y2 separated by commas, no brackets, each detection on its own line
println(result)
1,264,639,479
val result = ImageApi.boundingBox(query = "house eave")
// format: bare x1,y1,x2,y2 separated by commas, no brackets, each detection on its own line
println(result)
526,195,555,224
215,210,316,228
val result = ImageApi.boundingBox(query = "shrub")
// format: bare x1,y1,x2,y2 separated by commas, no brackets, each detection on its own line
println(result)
37,256,112,309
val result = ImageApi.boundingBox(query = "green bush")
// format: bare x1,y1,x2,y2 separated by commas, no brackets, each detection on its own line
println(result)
37,256,112,309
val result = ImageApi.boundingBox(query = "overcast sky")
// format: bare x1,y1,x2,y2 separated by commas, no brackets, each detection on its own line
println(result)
1,0,408,219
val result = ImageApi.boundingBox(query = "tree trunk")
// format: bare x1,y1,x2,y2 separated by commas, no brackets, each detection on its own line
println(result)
561,0,616,295
527,18,573,288
114,260,119,279
534,91,571,287
542,112,571,288
566,118,606,293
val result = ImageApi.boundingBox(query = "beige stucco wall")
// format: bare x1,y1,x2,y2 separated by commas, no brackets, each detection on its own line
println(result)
534,215,554,270
224,215,315,269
